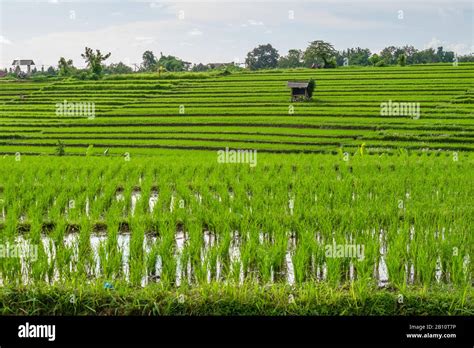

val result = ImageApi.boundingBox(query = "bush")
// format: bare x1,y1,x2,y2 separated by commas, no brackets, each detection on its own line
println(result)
217,69,231,76
74,71,100,80
324,58,337,68
307,78,316,98
75,71,89,80
375,60,387,67
398,54,407,66
368,54,381,66
55,140,65,156
30,75,49,82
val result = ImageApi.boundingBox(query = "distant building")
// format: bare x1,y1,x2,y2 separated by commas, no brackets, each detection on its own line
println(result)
207,62,233,69
12,59,35,75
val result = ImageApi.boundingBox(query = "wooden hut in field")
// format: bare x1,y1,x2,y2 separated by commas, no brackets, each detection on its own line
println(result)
287,81,312,101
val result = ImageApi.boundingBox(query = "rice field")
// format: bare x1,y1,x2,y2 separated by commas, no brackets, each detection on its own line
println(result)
0,64,473,155
0,64,472,315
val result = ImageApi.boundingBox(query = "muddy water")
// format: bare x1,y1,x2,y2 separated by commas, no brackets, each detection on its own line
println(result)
131,191,141,216
149,191,158,213
90,232,107,277
229,231,244,285
377,229,389,287
175,230,186,286
1,227,470,287
286,234,296,285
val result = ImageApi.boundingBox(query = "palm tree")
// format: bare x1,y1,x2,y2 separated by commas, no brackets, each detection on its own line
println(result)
157,65,166,77
81,47,111,76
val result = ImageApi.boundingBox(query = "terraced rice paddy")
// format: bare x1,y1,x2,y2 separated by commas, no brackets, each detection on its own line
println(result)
0,64,473,155
0,64,472,315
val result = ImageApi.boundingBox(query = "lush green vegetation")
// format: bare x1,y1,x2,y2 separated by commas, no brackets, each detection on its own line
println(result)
0,64,472,315
0,153,472,314
0,64,473,156
1,283,470,315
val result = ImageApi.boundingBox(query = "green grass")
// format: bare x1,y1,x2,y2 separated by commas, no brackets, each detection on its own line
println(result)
0,282,471,315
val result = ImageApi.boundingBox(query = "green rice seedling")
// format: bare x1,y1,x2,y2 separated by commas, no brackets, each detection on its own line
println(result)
214,220,232,280
385,225,409,290
76,216,92,280
129,219,145,286
292,226,315,284
157,217,177,287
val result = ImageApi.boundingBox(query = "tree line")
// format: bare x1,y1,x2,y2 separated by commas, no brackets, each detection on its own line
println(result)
246,40,474,70
4,40,474,80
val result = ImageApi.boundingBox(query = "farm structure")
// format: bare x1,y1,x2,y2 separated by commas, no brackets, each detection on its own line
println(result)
287,81,311,101
11,59,35,76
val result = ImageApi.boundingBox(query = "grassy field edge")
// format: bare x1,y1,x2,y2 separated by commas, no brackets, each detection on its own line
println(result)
1,283,472,316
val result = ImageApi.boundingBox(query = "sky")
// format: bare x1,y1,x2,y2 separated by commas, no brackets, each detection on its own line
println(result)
0,0,473,69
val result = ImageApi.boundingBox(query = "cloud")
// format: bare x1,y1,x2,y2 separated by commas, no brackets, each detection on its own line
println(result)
188,28,203,36
162,2,388,30
248,19,264,26
437,7,463,18
0,19,227,67
241,19,266,29
0,36,12,45
1,21,173,67
424,37,443,49
149,2,164,9
1,1,472,68
424,37,473,55
134,36,155,45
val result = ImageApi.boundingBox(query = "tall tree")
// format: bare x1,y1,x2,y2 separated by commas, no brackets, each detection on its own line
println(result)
157,55,189,72
104,62,133,74
191,63,210,72
46,66,57,76
379,46,398,65
397,53,407,66
81,47,111,76
435,46,455,63
58,57,75,76
458,54,474,62
278,49,304,68
303,40,337,68
245,44,279,70
401,45,417,64
368,54,381,66
336,47,371,66
412,48,437,64
141,50,157,71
